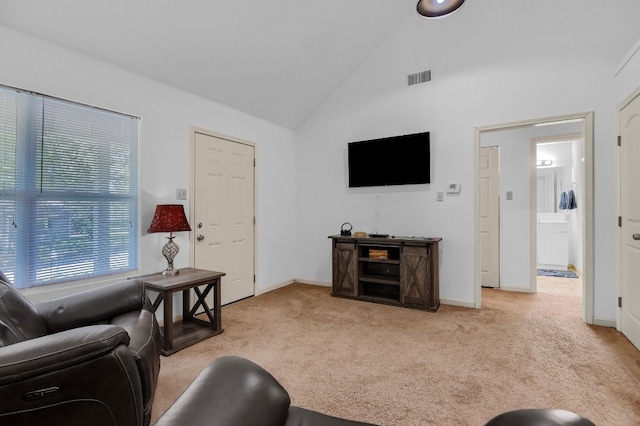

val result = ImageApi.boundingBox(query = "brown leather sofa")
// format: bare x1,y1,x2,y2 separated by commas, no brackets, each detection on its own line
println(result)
154,356,595,426
0,271,162,426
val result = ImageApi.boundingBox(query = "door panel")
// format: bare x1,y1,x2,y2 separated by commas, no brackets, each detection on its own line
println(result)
332,243,357,296
480,147,500,287
620,92,640,350
194,132,255,305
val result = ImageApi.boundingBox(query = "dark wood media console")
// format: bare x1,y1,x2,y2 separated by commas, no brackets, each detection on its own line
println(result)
329,235,441,311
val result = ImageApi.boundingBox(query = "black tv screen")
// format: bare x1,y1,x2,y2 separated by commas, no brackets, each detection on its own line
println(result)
348,131,430,187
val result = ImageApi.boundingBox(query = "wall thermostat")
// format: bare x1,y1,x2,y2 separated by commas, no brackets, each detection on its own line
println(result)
446,183,461,194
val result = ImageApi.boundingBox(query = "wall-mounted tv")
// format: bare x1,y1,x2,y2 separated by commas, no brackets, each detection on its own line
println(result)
348,131,430,187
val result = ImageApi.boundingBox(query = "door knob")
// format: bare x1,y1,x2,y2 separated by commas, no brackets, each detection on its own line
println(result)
197,222,203,228
197,234,205,241
633,234,640,241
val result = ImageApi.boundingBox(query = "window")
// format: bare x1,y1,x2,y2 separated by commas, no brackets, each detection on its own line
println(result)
0,86,139,289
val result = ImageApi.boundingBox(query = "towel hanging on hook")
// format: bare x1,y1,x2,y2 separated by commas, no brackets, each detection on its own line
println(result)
567,189,577,209
559,191,569,210
559,190,577,210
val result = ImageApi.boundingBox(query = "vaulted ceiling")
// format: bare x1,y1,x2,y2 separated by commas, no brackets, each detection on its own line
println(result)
2,0,640,130
0,0,417,129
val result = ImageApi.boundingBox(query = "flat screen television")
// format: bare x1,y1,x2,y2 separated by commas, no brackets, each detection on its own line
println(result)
348,131,430,187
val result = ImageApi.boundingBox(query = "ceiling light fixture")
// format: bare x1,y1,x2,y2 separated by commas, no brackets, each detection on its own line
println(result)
536,159,554,167
417,0,465,18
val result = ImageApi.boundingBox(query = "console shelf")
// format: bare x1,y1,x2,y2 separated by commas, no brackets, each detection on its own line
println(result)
359,275,400,286
358,258,400,264
329,235,441,311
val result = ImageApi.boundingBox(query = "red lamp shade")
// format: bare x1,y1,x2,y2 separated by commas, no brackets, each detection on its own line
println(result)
148,204,191,276
148,204,191,233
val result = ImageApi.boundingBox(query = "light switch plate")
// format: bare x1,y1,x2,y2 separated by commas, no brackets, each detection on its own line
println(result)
176,188,187,200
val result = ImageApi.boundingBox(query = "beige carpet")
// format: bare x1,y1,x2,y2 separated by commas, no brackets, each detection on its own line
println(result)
151,283,640,426
537,274,582,297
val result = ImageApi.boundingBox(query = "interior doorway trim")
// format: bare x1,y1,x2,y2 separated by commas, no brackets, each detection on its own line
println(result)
474,112,594,324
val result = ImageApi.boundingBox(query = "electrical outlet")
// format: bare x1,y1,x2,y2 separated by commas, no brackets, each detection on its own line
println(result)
437,192,444,202
506,191,513,201
176,188,187,200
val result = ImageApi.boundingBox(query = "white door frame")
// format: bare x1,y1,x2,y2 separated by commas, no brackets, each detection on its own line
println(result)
188,126,258,297
474,112,594,324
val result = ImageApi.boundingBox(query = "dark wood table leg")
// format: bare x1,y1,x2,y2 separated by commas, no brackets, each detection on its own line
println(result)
182,288,190,321
150,290,164,313
184,279,221,331
213,278,221,331
163,290,173,354
189,284,214,324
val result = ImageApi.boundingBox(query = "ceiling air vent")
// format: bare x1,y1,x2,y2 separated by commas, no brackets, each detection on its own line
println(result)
407,70,431,86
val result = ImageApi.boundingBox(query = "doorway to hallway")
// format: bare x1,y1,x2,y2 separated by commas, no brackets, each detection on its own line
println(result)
475,112,594,324
534,135,584,304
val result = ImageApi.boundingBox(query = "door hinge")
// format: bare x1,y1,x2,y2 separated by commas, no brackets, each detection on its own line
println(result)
618,297,622,308
253,274,256,283
254,158,256,167
619,216,623,227
618,135,621,147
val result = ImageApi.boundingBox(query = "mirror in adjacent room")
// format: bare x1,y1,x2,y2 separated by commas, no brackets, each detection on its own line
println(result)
536,166,566,213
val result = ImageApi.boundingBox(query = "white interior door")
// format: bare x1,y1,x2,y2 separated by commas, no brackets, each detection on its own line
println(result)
619,91,640,350
479,146,500,287
193,131,255,305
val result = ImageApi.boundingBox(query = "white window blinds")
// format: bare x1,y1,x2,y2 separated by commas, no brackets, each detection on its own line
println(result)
0,86,139,289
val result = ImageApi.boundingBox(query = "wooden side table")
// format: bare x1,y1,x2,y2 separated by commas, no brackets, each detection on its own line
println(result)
135,267,225,356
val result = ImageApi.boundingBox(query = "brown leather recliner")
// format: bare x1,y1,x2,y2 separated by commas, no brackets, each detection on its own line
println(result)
0,271,162,426
154,355,377,426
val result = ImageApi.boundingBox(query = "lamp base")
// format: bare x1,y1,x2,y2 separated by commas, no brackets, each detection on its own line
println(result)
162,268,180,276
161,234,180,277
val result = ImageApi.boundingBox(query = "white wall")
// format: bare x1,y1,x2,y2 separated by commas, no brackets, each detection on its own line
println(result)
296,2,627,319
0,26,298,300
616,39,640,105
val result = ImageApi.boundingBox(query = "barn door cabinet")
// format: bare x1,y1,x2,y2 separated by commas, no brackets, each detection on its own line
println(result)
329,235,441,311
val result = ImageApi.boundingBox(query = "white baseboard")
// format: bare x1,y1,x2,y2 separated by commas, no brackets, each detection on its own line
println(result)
592,317,616,328
292,279,331,287
440,298,475,308
497,286,535,294
255,279,296,296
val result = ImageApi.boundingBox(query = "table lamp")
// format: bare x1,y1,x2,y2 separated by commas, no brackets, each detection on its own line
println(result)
148,204,192,276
